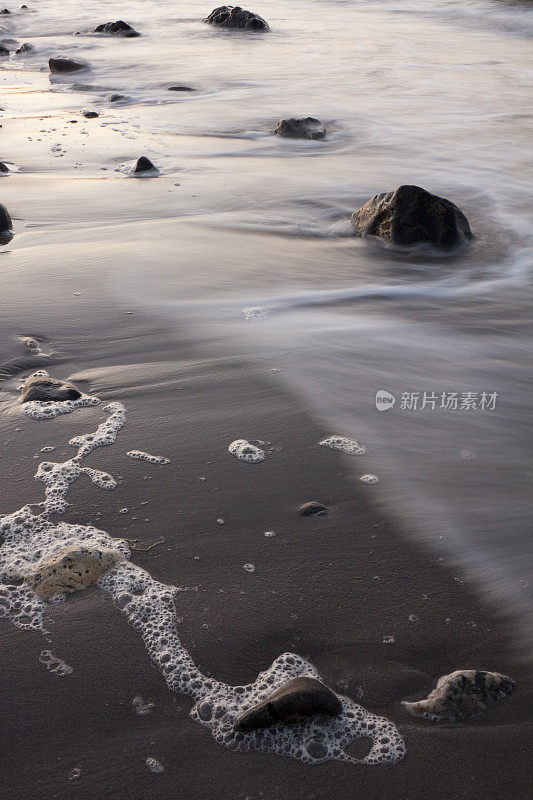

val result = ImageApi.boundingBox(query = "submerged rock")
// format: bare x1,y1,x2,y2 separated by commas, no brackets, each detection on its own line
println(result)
274,117,326,140
83,110,99,118
167,85,196,92
235,677,343,731
49,57,87,74
0,45,9,56
93,21,141,38
15,42,33,54
351,185,473,251
31,545,123,600
132,156,156,174
20,375,82,403
299,501,327,517
204,5,269,31
109,93,126,102
402,669,516,721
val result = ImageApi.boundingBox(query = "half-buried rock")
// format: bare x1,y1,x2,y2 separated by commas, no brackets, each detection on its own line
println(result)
402,669,516,721
132,156,157,175
20,375,82,403
274,117,326,140
31,546,123,600
204,6,269,31
299,501,327,517
0,202,13,244
49,57,87,74
235,677,343,731
94,21,140,38
351,184,473,251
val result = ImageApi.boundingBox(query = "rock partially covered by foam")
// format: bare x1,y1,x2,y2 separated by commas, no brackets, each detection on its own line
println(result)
402,669,516,721
20,375,82,403
49,57,87,73
235,677,343,732
274,117,326,140
0,203,13,244
31,545,123,600
228,439,265,463
204,6,269,31
94,21,141,37
132,156,157,174
351,185,473,251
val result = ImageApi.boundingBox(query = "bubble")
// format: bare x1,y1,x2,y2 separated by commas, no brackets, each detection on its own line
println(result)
243,564,256,573
127,451,170,465
133,696,155,715
145,757,164,773
360,474,379,484
319,436,366,455
264,531,276,538
243,306,271,321
228,440,265,464
383,635,395,644
39,650,73,676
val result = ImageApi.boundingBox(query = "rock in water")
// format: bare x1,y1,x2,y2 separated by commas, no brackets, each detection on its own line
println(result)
0,203,13,244
0,9,11,14
167,85,196,92
299,501,327,517
15,42,33,54
31,546,123,600
132,156,156,174
93,21,141,38
274,117,326,140
235,677,343,731
83,110,99,118
351,185,473,250
0,162,9,173
0,45,9,56
49,57,87,73
204,5,269,31
20,375,82,403
402,669,516,721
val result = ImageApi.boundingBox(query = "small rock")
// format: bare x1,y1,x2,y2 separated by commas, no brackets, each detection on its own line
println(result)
274,117,326,140
0,203,13,244
0,9,11,15
94,21,141,38
31,546,123,600
299,501,327,517
0,45,9,56
109,93,126,102
0,162,9,173
132,156,156,174
235,677,343,731
167,85,196,92
49,57,87,74
83,110,99,118
351,185,473,250
402,669,516,721
20,375,82,403
15,42,33,54
204,5,269,31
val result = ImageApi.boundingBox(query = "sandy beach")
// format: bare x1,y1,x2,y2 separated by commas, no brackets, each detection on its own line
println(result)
1,2,532,798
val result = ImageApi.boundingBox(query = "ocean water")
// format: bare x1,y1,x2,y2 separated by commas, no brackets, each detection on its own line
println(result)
1,0,532,643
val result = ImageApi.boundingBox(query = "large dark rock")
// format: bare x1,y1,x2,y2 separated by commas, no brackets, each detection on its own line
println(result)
0,162,9,172
83,110,99,118
132,156,156,174
351,184,473,251
49,57,87,74
0,45,9,56
235,677,342,731
204,6,269,31
20,376,82,403
0,203,12,229
274,117,326,140
93,21,140,38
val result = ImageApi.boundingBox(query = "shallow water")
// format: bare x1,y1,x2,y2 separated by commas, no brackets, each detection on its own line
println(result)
1,0,532,645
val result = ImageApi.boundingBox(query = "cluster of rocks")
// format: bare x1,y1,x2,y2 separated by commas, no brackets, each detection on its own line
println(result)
204,5,269,31
0,40,33,55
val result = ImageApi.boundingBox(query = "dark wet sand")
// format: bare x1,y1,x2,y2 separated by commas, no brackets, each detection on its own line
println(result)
0,309,531,800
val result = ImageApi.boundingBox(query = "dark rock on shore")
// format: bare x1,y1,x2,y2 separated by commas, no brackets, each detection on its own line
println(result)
0,45,9,56
109,93,126,102
132,156,156,174
83,110,99,118
15,42,33,54
94,21,140,38
167,85,196,91
235,677,343,731
0,162,9,173
402,669,516,721
49,57,87,74
204,6,269,31
299,501,327,516
20,375,82,403
351,184,473,250
274,117,326,140
0,202,13,232
0,9,11,14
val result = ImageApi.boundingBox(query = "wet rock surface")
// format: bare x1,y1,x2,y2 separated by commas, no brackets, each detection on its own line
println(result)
31,546,123,600
167,85,196,91
299,501,327,516
235,677,343,731
402,669,516,721
351,184,473,250
0,203,13,242
15,42,33,54
83,110,99,118
94,21,140,38
132,156,156,174
274,117,326,140
204,6,269,31
20,375,82,403
0,162,9,173
0,45,9,56
49,57,87,73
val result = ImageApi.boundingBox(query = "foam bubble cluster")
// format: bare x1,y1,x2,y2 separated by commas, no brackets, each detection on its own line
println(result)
360,474,379,484
40,650,73,676
243,306,271,321
146,757,164,773
229,439,265,463
127,450,170,465
319,436,366,455
20,371,100,420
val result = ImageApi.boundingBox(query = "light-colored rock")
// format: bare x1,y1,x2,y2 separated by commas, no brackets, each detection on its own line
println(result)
31,545,123,599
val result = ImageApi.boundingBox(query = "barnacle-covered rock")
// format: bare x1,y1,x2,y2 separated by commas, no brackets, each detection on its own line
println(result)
31,545,123,600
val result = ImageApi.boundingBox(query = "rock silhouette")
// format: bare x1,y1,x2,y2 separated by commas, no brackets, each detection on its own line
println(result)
204,6,269,31
274,117,326,140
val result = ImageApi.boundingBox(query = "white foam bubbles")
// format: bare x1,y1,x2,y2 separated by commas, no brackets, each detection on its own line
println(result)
145,757,164,773
229,439,265,463
127,450,170,465
20,371,101,420
39,650,73,676
243,306,271,321
360,474,379,484
319,436,366,455
133,696,155,715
